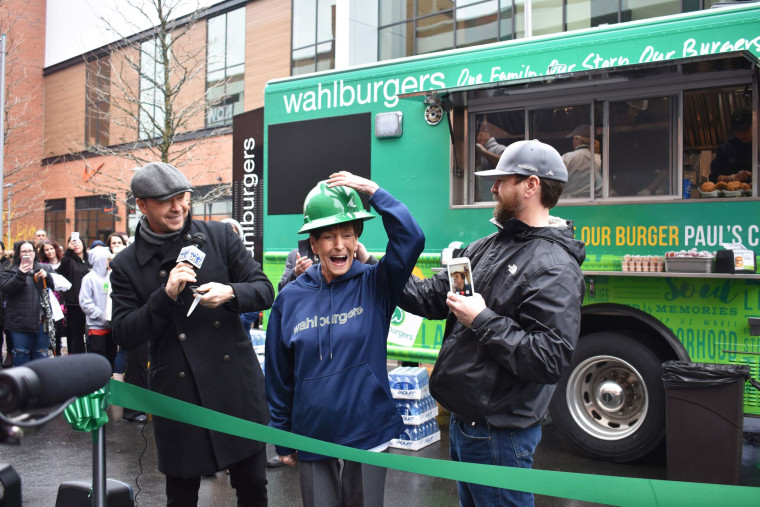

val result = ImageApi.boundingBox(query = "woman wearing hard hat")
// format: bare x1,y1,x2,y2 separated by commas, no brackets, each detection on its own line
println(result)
265,171,425,507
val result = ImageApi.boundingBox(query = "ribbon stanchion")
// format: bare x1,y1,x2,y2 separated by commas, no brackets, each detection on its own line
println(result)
106,380,760,507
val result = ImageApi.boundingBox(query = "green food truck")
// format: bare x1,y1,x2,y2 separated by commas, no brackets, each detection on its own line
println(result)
256,4,760,463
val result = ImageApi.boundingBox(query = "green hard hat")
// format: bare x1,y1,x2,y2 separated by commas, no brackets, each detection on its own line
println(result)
298,181,375,234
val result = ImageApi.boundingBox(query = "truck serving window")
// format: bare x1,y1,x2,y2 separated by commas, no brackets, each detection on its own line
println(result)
452,77,754,206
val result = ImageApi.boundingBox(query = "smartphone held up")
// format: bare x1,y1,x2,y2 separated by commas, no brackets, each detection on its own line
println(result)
448,257,474,296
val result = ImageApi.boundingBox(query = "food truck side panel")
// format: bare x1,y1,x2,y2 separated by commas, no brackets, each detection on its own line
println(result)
261,5,760,461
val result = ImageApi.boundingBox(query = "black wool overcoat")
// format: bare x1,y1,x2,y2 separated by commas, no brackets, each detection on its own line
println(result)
109,217,274,477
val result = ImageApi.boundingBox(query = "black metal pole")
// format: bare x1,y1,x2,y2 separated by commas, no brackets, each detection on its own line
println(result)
92,426,106,507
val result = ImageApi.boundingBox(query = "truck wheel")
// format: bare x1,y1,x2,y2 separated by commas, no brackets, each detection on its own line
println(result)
549,331,666,462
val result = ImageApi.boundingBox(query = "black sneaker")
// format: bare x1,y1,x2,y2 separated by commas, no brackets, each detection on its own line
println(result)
124,413,148,423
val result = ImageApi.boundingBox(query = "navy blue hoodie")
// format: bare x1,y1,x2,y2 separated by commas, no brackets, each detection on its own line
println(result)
265,188,425,460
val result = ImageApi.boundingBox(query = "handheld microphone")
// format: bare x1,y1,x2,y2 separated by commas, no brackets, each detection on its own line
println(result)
0,355,113,413
176,232,207,269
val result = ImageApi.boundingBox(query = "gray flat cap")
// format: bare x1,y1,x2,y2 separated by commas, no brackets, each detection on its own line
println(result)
131,162,193,200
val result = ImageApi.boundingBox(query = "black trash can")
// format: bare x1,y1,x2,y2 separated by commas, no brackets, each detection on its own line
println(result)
661,361,750,484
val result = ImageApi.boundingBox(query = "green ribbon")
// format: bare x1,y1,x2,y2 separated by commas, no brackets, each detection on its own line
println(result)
107,380,760,506
64,387,109,433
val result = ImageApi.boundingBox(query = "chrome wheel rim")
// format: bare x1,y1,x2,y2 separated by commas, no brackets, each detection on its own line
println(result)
565,355,649,441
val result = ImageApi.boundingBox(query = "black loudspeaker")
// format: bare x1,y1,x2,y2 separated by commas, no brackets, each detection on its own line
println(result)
55,479,134,507
715,249,735,274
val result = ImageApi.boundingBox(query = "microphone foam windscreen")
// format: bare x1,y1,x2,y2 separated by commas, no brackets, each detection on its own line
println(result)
26,355,113,408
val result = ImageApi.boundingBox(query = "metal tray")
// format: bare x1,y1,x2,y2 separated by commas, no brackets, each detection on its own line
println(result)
664,257,713,273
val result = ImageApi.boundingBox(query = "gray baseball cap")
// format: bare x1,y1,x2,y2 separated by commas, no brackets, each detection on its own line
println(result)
131,162,194,200
475,139,568,183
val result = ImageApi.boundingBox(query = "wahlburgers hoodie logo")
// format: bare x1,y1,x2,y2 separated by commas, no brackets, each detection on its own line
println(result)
293,306,364,334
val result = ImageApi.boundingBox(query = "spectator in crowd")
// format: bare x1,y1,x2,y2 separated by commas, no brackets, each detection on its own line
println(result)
400,140,585,506
57,235,91,354
107,232,129,253
37,239,63,270
110,161,274,505
107,232,129,377
0,241,57,366
79,246,116,366
221,218,261,329
89,239,107,251
266,172,424,506
33,229,48,247
0,241,12,368
36,239,66,355
710,108,753,183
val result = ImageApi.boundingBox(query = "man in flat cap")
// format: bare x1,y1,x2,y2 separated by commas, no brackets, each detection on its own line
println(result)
109,162,274,506
400,140,586,506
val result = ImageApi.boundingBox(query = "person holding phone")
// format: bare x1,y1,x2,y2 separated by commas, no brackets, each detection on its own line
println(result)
400,140,586,507
0,241,56,366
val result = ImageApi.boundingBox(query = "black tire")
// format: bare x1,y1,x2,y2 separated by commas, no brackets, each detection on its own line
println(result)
549,331,666,463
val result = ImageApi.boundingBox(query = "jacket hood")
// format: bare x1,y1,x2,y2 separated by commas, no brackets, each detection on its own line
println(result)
88,247,111,277
495,216,586,267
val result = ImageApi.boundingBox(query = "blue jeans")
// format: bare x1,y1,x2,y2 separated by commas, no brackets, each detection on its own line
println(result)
449,412,542,507
9,323,49,366
114,346,127,374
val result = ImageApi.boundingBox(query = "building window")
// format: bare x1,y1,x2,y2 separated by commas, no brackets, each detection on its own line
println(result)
379,0,523,60
377,1,707,60
85,57,110,146
75,195,116,248
44,199,67,246
292,0,336,76
191,184,232,221
206,6,246,128
139,37,167,140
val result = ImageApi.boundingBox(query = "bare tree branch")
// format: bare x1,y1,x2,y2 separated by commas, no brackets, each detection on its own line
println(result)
73,0,230,208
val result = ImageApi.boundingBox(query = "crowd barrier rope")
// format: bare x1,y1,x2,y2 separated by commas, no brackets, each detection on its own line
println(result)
107,379,760,506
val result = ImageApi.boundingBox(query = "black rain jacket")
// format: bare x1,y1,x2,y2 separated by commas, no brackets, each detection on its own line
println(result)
399,216,586,429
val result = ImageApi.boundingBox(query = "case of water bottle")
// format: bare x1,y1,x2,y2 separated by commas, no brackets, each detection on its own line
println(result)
388,366,430,399
388,366,441,450
394,395,439,425
250,329,266,375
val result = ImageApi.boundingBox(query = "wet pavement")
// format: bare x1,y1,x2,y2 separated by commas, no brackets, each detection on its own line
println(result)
1,404,759,506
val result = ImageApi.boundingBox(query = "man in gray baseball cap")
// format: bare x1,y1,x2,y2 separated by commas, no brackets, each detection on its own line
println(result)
475,139,568,225
399,137,585,506
475,139,568,183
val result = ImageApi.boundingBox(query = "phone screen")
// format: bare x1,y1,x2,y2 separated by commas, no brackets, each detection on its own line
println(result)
448,258,474,296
